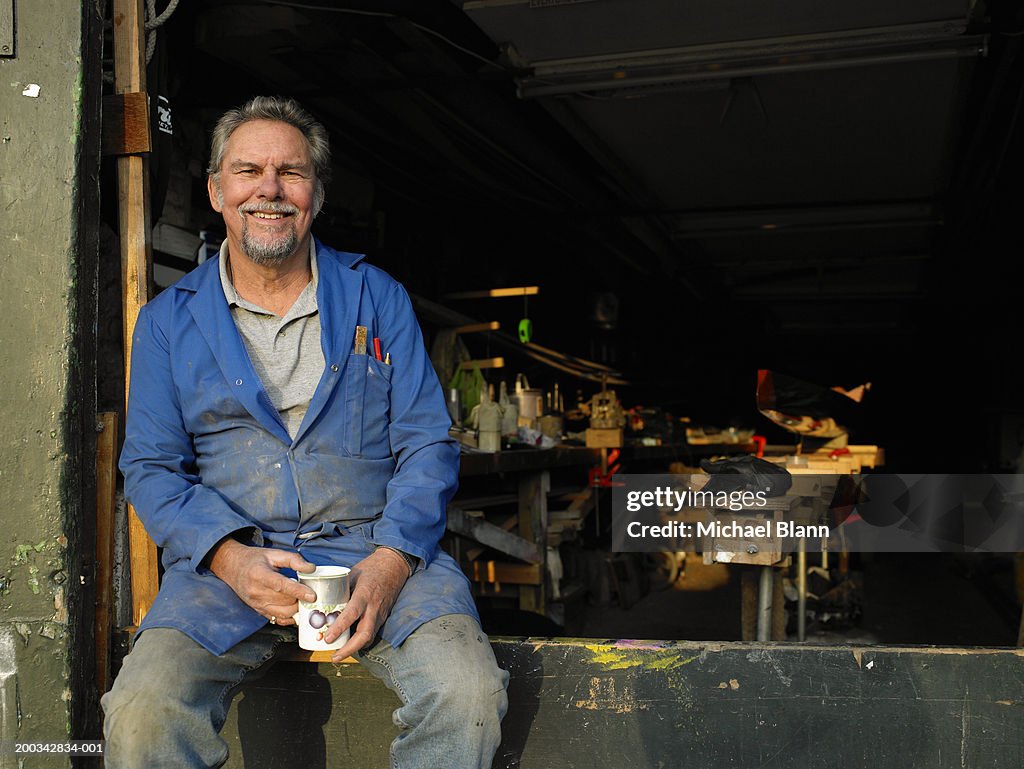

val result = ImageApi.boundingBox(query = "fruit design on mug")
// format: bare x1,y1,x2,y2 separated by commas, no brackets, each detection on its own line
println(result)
307,605,343,642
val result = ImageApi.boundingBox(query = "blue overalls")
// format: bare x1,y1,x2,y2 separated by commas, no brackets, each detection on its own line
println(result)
120,241,477,654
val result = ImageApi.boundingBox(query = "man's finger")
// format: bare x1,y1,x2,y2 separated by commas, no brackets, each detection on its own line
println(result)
263,605,299,626
323,595,364,644
331,615,376,661
267,572,316,602
264,548,315,574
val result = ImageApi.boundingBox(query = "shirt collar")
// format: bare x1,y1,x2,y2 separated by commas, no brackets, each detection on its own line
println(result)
218,238,319,309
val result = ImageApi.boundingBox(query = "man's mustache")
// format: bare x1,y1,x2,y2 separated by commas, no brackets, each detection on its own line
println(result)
238,201,300,216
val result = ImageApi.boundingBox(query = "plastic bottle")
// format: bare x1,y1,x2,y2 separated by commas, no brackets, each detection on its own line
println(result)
499,381,518,437
475,385,502,452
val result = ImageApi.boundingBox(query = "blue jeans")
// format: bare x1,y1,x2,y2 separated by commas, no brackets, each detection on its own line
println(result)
101,614,509,768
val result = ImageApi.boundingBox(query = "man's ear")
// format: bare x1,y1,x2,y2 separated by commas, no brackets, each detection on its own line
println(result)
207,176,223,212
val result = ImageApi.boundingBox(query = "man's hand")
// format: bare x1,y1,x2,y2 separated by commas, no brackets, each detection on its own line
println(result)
326,547,410,661
208,537,316,626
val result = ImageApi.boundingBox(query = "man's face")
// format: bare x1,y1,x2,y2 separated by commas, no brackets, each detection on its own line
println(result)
208,119,317,266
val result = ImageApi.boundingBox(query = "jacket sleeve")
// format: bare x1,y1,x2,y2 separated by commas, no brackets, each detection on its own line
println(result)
370,282,459,567
119,305,263,571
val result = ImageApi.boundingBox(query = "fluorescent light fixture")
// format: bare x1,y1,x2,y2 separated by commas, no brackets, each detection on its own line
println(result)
666,202,938,238
517,21,987,99
443,286,540,299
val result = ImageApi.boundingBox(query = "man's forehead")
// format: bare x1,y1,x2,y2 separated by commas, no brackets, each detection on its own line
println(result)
222,119,312,166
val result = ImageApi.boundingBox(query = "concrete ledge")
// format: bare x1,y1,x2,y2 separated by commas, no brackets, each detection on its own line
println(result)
222,637,1024,768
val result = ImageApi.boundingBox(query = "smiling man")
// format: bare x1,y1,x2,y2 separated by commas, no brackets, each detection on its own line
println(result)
213,118,315,266
101,96,508,769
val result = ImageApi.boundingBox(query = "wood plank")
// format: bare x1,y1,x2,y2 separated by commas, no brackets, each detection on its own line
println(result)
492,639,1024,769
454,321,500,334
524,340,617,373
443,286,539,300
278,649,357,664
564,486,594,513
101,92,151,156
94,412,118,695
549,510,584,521
458,446,598,478
585,427,623,448
114,0,159,628
458,356,504,370
517,471,548,611
448,506,541,563
124,626,358,664
466,515,518,561
410,294,628,385
471,561,542,585
452,493,519,508
546,523,580,546
219,639,1024,769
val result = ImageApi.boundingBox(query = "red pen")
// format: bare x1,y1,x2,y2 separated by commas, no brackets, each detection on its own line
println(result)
373,337,383,361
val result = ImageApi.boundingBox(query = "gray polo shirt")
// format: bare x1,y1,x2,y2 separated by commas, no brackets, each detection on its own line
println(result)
218,240,325,439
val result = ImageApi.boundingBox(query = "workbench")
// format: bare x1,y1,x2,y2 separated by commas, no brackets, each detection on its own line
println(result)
450,446,599,617
448,442,763,620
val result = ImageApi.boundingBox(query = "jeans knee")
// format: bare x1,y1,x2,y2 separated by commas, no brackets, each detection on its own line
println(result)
102,670,227,768
434,661,509,728
102,686,174,764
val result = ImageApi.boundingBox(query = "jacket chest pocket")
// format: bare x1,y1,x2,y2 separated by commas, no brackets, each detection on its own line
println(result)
344,354,393,457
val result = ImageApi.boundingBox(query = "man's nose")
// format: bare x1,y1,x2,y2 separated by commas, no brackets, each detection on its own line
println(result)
257,170,284,198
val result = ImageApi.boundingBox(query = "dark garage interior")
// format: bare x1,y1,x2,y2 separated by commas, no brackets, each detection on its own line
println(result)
110,0,1024,472
94,0,1024,651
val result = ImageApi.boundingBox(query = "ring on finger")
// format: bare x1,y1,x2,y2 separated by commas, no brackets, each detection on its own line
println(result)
269,616,277,625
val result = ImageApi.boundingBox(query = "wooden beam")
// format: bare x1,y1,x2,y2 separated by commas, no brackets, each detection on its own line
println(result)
443,286,539,300
491,639,1024,768
101,92,151,156
448,506,540,564
471,561,542,585
280,649,357,664
525,340,617,373
454,321,500,334
114,0,158,628
411,294,629,385
458,357,504,370
564,486,594,515
219,639,1024,768
94,412,118,695
126,625,356,664
517,471,549,610
466,514,518,561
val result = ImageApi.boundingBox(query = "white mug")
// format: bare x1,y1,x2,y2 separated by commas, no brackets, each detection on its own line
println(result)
292,565,350,651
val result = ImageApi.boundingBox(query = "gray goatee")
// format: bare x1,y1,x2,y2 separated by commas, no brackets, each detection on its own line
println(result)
237,201,301,265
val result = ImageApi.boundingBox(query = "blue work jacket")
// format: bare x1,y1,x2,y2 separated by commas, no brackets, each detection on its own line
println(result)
119,241,477,655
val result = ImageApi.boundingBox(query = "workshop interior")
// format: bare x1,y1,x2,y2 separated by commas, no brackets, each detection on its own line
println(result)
90,0,1024,650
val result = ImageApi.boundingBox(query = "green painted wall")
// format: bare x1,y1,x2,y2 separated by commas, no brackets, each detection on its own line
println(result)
0,0,102,762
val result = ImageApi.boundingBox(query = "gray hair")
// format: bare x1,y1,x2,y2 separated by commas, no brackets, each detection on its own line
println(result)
207,96,331,214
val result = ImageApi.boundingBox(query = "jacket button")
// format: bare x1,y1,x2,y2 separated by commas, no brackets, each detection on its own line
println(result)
330,364,339,372
235,378,243,386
